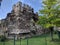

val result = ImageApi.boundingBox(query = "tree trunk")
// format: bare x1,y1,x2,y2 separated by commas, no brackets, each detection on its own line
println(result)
49,26,54,41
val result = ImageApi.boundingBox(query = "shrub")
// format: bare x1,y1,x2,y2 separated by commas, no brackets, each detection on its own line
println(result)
0,35,6,42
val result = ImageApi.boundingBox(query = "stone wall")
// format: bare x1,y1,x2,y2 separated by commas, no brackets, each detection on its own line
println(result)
0,1,47,39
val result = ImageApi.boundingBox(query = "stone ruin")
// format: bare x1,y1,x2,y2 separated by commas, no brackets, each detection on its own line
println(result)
0,2,45,39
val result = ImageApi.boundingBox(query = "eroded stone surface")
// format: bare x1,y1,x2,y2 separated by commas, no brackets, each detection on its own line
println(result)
0,2,39,39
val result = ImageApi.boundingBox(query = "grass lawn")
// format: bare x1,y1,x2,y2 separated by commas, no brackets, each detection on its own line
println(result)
0,33,60,45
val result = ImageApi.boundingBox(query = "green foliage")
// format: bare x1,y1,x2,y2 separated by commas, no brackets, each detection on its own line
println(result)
37,0,60,28
0,35,6,42
37,16,47,27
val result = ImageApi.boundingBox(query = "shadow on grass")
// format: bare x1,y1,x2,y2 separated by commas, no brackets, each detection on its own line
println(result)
31,33,50,38
51,39,60,42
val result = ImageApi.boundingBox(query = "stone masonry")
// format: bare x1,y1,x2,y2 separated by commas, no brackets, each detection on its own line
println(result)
0,1,39,39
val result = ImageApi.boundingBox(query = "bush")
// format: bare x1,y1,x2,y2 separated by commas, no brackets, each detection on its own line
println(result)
0,35,6,42
57,31,60,39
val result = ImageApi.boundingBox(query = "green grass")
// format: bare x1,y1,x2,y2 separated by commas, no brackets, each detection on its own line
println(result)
0,33,60,45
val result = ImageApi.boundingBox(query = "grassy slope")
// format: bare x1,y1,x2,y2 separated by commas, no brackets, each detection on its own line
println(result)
0,33,60,45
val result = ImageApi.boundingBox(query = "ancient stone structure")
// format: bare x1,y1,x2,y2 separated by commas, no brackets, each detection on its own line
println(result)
0,1,50,40
0,2,39,39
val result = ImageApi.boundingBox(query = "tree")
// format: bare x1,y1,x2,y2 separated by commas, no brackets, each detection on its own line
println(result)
37,0,60,40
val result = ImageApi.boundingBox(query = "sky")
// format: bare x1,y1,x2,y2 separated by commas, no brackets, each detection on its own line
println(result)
0,0,42,20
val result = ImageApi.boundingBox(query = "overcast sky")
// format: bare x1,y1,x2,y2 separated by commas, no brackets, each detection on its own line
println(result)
0,0,42,20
